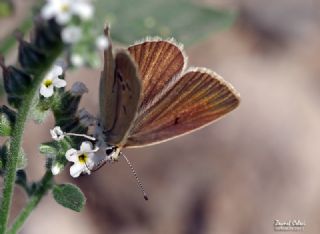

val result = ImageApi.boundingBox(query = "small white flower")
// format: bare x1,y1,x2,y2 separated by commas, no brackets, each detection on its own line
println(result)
61,26,82,44
50,126,65,141
41,0,73,25
66,141,98,178
95,35,109,50
40,65,66,98
71,54,85,67
41,0,94,25
72,0,94,20
51,162,64,175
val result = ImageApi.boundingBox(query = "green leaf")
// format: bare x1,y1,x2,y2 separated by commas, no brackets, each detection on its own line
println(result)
94,0,236,46
52,183,86,212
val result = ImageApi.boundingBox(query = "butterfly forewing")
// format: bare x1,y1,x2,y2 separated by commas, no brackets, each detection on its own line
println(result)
99,26,117,131
125,69,240,147
103,50,142,146
128,39,186,109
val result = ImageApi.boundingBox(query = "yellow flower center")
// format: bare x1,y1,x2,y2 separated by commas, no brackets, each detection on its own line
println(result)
60,4,70,12
78,154,88,164
44,79,53,88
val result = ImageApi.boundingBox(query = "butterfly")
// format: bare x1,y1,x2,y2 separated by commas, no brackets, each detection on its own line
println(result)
94,25,240,166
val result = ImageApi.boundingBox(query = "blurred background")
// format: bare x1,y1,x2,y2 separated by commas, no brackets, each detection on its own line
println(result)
1,0,320,233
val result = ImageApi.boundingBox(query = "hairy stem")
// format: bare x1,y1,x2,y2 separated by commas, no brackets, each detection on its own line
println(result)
6,171,53,234
0,46,62,234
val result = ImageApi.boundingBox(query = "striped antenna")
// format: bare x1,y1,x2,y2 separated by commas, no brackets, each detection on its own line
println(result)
120,152,149,201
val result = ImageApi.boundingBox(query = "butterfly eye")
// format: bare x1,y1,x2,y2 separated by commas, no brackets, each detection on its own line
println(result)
105,147,115,155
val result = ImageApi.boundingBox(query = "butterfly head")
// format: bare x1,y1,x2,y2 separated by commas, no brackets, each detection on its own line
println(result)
105,144,121,162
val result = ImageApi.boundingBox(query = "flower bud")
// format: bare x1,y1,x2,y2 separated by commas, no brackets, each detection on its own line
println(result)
17,37,47,73
39,141,59,155
1,58,32,108
0,105,16,136
78,108,95,127
55,92,81,118
7,96,23,109
70,82,88,96
31,18,62,51
1,63,32,95
52,83,87,121
51,162,64,175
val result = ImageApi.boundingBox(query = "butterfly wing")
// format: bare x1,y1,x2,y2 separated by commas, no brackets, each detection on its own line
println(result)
99,26,117,132
99,27,141,145
128,38,186,109
125,68,240,147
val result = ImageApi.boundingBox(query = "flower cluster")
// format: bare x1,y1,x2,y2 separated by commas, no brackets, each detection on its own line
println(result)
41,0,109,68
41,0,94,25
49,126,101,177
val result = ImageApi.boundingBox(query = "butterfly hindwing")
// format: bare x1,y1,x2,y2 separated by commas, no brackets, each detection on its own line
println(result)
125,68,240,147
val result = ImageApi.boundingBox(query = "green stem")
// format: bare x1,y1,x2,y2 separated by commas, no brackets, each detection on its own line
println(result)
0,78,41,234
7,171,53,234
0,46,63,234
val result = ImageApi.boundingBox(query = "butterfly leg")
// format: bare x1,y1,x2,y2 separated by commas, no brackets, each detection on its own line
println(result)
78,108,98,126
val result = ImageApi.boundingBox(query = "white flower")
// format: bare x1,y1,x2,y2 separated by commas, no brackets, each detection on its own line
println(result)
71,54,85,67
50,126,65,141
72,0,94,20
66,141,97,178
41,0,73,25
40,65,66,98
95,35,109,50
61,26,82,44
51,162,64,175
41,0,94,25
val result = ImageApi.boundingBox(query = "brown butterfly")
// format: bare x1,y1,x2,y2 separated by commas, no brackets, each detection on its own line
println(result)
92,26,240,198
98,25,239,153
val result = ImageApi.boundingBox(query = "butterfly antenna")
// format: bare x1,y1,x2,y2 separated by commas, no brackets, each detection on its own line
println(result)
120,152,149,201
